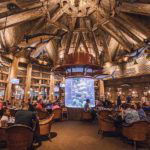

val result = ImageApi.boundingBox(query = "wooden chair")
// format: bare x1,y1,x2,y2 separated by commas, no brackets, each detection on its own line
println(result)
37,109,50,120
97,114,116,137
82,111,92,121
0,127,7,142
99,110,113,119
6,124,33,150
122,121,149,150
39,114,54,141
52,108,62,121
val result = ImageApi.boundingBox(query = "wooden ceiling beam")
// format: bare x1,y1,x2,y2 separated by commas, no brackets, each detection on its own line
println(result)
102,22,133,51
85,18,100,60
0,2,42,17
80,32,89,53
117,2,150,16
100,31,112,62
0,6,44,31
117,13,150,39
48,21,69,32
89,32,100,61
64,32,73,59
50,4,69,22
111,18,143,46
74,32,81,53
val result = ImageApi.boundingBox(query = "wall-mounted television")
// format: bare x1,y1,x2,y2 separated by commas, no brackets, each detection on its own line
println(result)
10,78,19,84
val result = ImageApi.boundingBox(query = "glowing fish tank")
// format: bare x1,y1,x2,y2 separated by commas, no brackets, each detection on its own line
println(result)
65,78,95,108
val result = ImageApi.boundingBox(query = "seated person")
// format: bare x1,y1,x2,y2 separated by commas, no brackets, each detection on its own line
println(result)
103,98,112,108
0,109,11,127
15,103,38,128
15,103,40,143
123,104,140,124
0,100,3,117
136,103,147,120
84,99,96,120
46,102,52,114
36,100,43,111
28,99,36,112
84,99,90,112
52,102,60,111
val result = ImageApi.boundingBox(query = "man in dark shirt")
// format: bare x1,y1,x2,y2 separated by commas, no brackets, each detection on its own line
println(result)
15,103,37,128
15,103,40,144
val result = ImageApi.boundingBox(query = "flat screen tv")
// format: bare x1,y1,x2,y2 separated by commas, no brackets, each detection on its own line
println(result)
10,78,19,84
65,78,95,108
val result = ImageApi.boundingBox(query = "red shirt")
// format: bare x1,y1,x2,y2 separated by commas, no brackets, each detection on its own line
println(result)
0,102,3,110
36,103,43,110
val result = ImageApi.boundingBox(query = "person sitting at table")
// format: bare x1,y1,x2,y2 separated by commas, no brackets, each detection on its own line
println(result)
15,103,40,143
84,99,96,120
123,104,140,124
28,99,36,112
0,100,3,117
46,102,52,114
126,95,132,104
15,103,38,128
116,95,122,109
52,102,60,111
0,109,11,127
36,99,43,111
136,103,147,120
103,98,112,108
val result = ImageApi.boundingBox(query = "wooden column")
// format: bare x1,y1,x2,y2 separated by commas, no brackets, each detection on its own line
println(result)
24,64,32,101
49,74,55,101
99,80,105,98
5,57,20,102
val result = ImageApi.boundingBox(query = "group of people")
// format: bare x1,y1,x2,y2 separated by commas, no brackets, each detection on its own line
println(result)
95,96,149,125
0,98,62,144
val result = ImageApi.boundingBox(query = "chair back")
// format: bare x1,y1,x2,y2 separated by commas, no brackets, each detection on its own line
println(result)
6,124,33,150
98,114,116,132
39,114,54,136
129,121,149,141
99,110,112,118
0,127,6,141
37,109,50,120
123,121,149,142
52,108,62,120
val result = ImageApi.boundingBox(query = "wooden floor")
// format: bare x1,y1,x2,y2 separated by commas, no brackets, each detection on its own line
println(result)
37,121,149,150
0,121,148,150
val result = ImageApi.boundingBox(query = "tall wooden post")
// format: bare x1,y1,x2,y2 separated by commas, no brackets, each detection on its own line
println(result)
24,64,32,101
49,74,55,101
99,80,105,98
5,57,20,102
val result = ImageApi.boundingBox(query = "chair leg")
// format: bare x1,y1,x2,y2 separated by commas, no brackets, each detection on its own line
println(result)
101,131,104,139
134,141,137,150
98,129,101,134
48,133,52,142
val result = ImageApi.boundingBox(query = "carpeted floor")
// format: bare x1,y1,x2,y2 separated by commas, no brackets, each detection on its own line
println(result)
37,121,149,150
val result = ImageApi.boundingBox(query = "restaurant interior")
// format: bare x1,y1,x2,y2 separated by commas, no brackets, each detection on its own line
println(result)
0,0,150,150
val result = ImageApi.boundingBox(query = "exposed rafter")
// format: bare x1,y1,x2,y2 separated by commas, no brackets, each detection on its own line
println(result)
117,2,150,16
0,6,44,30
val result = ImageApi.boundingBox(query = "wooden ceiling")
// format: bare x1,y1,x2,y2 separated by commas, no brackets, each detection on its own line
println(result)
0,0,150,68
